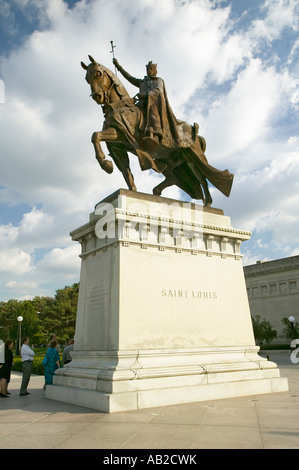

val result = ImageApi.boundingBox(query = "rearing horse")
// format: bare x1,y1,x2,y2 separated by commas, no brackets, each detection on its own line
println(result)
81,55,234,205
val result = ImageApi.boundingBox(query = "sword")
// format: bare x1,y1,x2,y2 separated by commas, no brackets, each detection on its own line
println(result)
110,40,117,75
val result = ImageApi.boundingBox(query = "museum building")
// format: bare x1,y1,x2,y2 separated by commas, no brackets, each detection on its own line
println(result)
244,255,299,343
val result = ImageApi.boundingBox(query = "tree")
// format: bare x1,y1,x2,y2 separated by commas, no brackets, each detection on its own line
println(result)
251,315,277,346
32,284,79,345
18,301,43,343
0,299,20,340
31,295,56,344
0,283,79,347
54,283,78,343
0,299,42,346
281,317,299,341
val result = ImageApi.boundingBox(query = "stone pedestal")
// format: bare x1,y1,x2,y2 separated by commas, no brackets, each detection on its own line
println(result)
46,189,288,412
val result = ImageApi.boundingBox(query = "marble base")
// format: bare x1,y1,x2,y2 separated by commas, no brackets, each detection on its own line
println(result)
47,346,288,412
46,190,288,411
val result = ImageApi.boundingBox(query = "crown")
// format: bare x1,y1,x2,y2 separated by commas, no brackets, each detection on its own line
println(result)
146,61,157,70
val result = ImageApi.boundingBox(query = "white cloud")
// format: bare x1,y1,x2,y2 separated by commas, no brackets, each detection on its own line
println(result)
19,207,53,236
203,58,295,166
251,0,299,41
6,280,38,289
0,208,55,250
37,244,81,275
0,223,18,246
219,145,299,267
6,281,17,288
0,248,34,275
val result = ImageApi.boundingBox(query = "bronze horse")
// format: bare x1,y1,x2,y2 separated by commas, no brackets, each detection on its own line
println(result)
81,55,233,205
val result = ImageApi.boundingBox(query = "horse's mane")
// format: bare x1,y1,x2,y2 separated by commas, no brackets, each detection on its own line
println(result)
98,64,129,99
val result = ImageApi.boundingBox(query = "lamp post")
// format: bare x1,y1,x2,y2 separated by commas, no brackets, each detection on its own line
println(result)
288,316,296,340
288,316,296,355
17,316,23,355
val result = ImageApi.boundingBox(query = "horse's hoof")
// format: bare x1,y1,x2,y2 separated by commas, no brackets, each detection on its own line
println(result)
153,188,161,196
204,200,212,207
101,160,113,174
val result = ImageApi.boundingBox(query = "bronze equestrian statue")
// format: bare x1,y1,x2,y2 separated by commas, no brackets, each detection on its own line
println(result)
81,55,234,205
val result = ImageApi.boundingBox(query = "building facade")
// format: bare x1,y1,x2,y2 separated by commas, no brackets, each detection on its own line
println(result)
244,256,299,343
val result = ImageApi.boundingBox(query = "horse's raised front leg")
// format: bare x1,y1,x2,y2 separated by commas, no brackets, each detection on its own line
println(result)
91,128,118,174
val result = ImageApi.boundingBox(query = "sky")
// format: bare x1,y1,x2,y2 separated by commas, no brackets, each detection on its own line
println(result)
0,0,298,302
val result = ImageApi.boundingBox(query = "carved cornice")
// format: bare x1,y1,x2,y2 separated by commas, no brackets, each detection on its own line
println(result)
244,256,299,277
70,192,250,261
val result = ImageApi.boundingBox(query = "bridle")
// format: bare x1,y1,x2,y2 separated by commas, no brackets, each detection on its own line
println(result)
88,66,115,105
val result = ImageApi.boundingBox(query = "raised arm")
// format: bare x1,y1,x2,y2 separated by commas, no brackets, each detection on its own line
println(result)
113,59,141,88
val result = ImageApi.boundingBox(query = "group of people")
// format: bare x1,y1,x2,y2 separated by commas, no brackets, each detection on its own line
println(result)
0,335,74,398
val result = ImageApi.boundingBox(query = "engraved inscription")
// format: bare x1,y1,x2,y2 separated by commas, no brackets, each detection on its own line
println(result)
87,285,109,312
162,289,217,299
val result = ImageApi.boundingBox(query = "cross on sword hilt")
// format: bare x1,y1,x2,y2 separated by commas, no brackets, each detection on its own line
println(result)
110,40,117,75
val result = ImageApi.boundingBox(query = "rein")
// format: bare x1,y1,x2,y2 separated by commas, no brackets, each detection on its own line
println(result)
98,70,135,115
98,70,115,104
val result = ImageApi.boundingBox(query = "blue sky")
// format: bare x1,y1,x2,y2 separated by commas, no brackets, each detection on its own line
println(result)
0,0,298,302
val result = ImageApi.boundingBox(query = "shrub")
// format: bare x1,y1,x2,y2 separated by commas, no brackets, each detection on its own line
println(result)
12,355,62,376
251,315,277,345
12,357,23,373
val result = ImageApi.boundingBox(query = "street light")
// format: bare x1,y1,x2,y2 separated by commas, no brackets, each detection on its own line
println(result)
17,316,23,355
288,316,296,348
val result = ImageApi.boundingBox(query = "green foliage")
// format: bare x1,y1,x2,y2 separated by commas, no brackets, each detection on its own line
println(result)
0,283,79,346
11,357,23,373
259,343,290,350
19,301,43,342
251,315,277,346
0,299,43,345
281,317,299,341
12,355,62,376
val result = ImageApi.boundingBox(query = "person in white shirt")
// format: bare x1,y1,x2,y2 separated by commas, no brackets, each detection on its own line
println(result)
19,337,35,396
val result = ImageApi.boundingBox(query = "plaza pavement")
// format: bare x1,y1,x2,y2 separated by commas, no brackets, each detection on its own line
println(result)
0,351,298,450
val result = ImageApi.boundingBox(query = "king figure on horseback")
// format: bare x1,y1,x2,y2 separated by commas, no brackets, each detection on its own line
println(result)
113,59,191,151
81,55,234,205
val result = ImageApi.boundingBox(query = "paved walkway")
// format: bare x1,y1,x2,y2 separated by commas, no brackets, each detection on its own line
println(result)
0,351,298,449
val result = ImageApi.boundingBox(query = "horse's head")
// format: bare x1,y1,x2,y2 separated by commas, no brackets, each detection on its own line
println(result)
81,56,111,105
